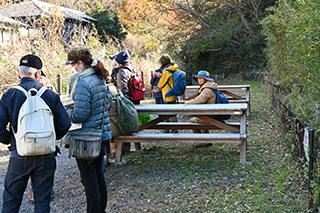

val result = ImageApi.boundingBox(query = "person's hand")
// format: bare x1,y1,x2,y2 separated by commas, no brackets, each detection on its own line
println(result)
153,72,162,78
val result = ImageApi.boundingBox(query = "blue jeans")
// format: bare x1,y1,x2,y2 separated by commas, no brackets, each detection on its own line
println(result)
153,92,164,105
2,153,56,213
76,154,107,213
155,96,164,104
155,97,164,104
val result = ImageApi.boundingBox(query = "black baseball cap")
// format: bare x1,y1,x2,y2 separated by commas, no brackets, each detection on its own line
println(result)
19,54,43,69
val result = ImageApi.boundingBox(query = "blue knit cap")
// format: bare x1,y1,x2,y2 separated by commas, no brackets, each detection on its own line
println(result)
115,50,130,64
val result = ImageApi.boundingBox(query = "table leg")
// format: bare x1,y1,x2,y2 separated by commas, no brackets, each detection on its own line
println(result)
246,88,250,116
240,113,247,164
240,139,246,164
115,141,123,162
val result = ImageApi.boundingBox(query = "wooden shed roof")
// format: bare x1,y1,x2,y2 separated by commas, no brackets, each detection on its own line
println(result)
0,0,97,23
0,14,29,27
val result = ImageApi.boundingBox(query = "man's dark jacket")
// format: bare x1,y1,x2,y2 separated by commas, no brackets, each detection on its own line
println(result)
0,77,71,157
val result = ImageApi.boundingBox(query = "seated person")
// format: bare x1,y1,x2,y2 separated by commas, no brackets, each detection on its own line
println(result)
185,71,229,143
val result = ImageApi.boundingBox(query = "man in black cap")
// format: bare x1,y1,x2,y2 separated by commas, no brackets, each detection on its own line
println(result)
0,54,71,213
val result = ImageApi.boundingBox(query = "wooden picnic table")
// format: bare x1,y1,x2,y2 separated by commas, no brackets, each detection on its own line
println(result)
114,103,248,164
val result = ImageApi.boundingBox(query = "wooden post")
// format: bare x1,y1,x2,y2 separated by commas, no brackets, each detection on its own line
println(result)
57,74,62,96
151,71,154,98
239,109,247,164
246,87,250,116
115,141,123,162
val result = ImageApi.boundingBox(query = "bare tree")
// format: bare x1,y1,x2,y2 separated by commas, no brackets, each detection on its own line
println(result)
162,0,265,46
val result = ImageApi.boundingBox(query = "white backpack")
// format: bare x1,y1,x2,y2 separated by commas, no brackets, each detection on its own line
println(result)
13,86,56,156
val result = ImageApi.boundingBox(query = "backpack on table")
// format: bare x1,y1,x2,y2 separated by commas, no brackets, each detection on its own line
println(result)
108,83,139,136
165,69,186,97
13,86,56,156
204,87,231,121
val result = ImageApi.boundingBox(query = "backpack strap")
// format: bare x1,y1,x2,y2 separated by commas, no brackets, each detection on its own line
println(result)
203,87,218,94
15,86,47,97
14,86,29,97
165,70,174,91
120,66,136,75
37,87,47,97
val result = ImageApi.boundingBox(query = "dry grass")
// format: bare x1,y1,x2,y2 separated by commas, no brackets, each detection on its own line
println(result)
0,12,160,97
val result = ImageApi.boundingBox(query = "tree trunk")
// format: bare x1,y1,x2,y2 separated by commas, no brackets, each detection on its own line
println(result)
237,8,255,36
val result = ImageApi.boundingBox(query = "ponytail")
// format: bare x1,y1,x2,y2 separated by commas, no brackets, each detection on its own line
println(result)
82,57,109,81
94,61,109,81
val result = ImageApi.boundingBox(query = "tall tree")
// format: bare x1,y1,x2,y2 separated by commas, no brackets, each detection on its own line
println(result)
116,0,180,55
87,4,127,43
159,0,277,73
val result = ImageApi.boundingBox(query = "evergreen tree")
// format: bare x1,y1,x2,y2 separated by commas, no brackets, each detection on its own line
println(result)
87,4,127,43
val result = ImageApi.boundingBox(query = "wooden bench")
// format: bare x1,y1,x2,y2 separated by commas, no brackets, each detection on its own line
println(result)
114,104,248,164
181,85,250,115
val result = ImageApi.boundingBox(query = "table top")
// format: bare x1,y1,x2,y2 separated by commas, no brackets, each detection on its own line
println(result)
186,85,250,90
135,104,248,115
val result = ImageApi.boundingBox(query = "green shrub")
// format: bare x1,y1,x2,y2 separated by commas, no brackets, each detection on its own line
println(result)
261,0,320,129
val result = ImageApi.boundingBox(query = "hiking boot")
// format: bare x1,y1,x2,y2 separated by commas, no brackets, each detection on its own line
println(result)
171,130,178,133
160,129,170,133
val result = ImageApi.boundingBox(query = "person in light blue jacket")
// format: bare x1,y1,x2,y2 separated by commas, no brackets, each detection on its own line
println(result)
63,47,112,213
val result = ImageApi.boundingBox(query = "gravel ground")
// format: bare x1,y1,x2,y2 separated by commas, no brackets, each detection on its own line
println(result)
0,141,176,213
0,143,86,213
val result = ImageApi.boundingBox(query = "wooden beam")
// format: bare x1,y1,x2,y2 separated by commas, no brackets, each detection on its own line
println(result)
219,90,243,100
138,115,173,131
195,115,240,133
